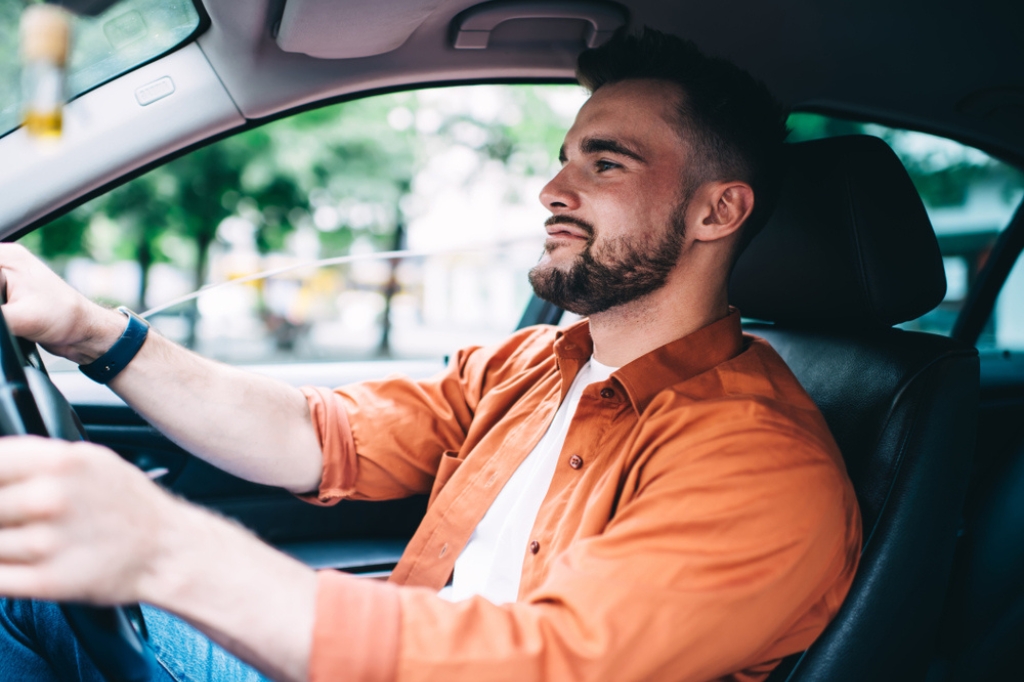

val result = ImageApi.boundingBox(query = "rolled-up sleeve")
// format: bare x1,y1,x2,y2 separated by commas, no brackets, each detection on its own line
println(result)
297,326,557,505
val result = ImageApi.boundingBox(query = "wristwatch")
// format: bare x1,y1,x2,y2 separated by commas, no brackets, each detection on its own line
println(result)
78,306,150,384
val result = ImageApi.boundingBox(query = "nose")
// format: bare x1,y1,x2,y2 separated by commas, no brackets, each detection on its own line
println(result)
539,165,580,212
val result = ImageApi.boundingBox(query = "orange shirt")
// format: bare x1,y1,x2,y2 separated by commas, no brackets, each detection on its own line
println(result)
300,310,861,682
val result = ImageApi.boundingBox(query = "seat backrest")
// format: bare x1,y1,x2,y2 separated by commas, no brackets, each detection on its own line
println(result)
729,136,979,681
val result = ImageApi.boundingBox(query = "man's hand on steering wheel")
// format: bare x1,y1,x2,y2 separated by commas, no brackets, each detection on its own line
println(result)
0,436,181,605
0,243,320,682
0,245,167,608
0,242,174,680
0,243,126,365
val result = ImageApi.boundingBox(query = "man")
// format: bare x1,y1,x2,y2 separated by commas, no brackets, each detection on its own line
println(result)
0,29,860,682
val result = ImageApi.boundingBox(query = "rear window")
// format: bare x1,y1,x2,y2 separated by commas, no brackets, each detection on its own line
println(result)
787,113,1024,336
0,0,201,138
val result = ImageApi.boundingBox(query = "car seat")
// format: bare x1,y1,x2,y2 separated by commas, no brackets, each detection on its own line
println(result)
729,135,980,681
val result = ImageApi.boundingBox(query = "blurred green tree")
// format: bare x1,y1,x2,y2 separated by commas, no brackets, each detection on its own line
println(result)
25,86,573,351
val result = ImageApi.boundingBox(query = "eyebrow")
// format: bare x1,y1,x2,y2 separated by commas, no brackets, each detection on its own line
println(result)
559,137,648,164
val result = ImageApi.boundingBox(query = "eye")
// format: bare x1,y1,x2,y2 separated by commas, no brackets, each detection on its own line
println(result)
595,159,620,172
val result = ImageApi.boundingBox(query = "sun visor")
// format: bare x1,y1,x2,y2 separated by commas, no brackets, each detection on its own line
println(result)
274,0,445,59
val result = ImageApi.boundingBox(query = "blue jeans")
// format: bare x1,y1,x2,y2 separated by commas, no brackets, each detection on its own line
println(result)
0,599,269,681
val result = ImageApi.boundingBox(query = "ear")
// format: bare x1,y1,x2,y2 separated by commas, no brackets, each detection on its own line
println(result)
687,181,755,243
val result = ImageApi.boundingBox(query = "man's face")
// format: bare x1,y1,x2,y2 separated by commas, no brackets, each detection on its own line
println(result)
529,79,693,316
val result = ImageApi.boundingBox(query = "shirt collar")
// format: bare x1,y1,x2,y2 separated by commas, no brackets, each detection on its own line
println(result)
553,308,744,414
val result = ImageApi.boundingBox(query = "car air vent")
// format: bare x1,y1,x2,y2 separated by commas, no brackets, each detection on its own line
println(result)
452,0,627,50
274,0,445,59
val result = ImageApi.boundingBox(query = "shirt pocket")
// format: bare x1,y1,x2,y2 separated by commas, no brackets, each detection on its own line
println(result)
428,450,464,508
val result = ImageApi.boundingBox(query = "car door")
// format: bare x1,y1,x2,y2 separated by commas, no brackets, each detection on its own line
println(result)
926,200,1024,680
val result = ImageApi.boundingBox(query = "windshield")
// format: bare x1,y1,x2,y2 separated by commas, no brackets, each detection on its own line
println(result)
0,0,201,138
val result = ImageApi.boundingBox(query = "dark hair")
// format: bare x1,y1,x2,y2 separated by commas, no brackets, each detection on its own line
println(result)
576,27,789,252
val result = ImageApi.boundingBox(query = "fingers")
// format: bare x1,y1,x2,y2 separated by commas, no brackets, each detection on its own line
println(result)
0,464,65,595
0,525,58,563
0,243,43,305
0,437,130,488
0,441,75,549
0,563,48,600
0,243,91,349
0,243,35,275
0,436,166,605
0,243,124,362
0,436,59,486
0,552,83,604
0,243,38,324
0,476,67,527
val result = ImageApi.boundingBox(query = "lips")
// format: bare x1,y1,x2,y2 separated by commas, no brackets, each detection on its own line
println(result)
544,216,592,240
546,227,587,240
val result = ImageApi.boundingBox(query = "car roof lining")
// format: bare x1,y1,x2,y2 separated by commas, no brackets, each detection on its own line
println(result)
2,0,1022,238
190,0,1024,167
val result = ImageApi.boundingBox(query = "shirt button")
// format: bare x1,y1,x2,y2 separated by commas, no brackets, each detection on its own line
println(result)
569,454,583,469
600,387,615,399
529,540,540,554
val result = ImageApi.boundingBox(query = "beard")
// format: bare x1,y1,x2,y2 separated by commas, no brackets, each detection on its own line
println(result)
528,202,687,317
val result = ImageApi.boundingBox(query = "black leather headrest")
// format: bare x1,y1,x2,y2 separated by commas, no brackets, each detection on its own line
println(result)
729,135,946,329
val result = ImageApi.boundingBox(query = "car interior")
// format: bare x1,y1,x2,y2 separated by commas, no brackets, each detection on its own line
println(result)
1,1,1023,681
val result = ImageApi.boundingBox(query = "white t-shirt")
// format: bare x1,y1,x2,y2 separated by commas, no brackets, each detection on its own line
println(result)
438,356,617,604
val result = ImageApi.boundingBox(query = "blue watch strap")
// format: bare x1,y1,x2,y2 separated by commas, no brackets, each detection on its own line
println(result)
79,307,150,384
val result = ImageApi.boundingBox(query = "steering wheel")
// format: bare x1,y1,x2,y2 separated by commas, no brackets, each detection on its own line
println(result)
0,272,160,682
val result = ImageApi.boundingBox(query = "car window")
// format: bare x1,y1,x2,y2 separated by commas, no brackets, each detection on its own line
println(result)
0,0,202,138
29,100,1020,370
23,84,588,369
788,113,1024,336
980,234,1024,350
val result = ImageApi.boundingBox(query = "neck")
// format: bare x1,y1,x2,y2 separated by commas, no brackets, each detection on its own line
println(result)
587,267,731,368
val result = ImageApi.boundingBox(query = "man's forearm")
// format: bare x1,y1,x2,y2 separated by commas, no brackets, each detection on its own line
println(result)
139,497,318,682
96,308,324,493
0,245,324,493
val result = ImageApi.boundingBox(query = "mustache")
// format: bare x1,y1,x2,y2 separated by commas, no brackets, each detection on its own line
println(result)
544,215,595,238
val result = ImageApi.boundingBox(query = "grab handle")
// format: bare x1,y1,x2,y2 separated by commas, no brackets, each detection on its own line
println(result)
453,0,627,49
